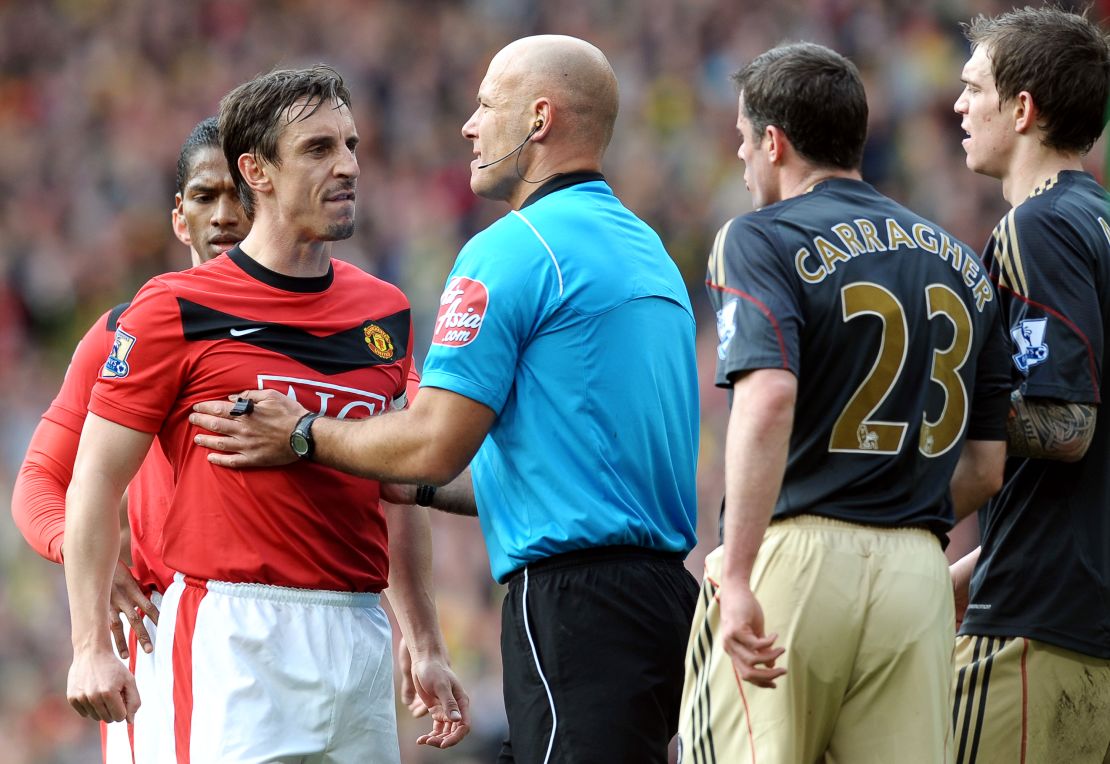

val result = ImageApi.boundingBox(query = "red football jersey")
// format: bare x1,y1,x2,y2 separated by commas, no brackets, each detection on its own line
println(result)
89,248,412,592
12,305,175,592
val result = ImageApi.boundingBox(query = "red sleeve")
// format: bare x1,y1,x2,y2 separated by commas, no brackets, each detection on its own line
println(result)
11,418,80,563
43,310,116,432
11,311,115,563
89,280,188,432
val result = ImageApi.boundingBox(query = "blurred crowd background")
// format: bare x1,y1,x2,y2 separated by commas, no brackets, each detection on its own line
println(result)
1,0,1106,761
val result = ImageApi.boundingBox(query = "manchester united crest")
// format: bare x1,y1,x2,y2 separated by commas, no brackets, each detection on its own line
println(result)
363,323,394,359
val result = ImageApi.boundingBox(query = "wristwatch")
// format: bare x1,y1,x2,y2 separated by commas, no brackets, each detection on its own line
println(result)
290,412,322,459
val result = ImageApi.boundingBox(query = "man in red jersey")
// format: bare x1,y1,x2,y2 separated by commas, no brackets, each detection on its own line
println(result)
62,66,468,762
12,116,251,763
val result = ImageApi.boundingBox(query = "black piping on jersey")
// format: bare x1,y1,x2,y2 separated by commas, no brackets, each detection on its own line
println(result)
106,302,131,332
688,577,719,764
227,246,334,293
178,298,410,375
519,171,605,209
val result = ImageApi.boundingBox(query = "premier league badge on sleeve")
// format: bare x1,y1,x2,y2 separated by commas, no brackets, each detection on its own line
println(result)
716,298,738,360
102,327,137,378
1010,317,1049,374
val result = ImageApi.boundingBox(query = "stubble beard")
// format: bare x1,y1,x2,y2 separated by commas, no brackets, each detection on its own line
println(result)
322,220,356,241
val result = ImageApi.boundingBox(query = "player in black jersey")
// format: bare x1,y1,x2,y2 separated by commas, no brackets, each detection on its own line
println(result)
678,42,1010,763
950,8,1110,763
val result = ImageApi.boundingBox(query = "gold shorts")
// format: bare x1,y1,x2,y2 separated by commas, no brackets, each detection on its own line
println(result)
680,515,955,764
953,634,1110,763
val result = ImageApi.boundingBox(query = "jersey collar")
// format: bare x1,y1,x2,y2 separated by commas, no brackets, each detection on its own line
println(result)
227,246,335,293
520,171,606,209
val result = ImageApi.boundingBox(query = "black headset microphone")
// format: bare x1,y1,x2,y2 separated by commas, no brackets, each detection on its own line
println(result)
476,119,543,169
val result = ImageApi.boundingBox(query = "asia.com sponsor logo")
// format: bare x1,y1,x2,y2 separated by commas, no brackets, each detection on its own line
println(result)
256,375,398,420
432,276,488,347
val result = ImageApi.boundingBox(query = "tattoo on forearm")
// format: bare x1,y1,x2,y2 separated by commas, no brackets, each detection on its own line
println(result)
1007,391,1096,462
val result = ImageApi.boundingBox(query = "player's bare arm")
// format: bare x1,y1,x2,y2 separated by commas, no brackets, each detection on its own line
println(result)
191,386,494,487
64,414,153,723
381,468,477,517
950,547,981,631
720,368,795,689
383,504,470,747
948,439,1006,521
1007,390,1096,462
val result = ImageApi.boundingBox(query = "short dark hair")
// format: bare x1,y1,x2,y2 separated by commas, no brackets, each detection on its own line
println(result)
218,65,352,216
176,117,220,195
965,6,1110,154
732,43,868,170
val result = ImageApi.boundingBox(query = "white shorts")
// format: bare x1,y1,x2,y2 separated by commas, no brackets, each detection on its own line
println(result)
103,590,162,764
152,573,399,764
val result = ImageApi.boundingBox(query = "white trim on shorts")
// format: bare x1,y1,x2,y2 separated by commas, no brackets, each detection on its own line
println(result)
202,577,381,608
523,565,559,764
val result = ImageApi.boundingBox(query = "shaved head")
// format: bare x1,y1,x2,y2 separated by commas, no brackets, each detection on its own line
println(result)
489,35,619,152
464,35,620,207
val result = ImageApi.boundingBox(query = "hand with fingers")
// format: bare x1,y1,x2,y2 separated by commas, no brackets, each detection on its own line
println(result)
109,560,159,659
410,656,470,748
396,636,430,718
67,648,140,724
720,584,787,689
190,390,307,468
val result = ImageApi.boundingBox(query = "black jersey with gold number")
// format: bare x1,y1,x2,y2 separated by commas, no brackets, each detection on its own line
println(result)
962,171,1110,658
709,178,1010,533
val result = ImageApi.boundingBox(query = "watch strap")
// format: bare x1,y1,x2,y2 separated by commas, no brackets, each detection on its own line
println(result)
290,412,322,459
414,484,437,506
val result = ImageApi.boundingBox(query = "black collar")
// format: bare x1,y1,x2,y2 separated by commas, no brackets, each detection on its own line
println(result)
227,246,334,293
520,171,606,209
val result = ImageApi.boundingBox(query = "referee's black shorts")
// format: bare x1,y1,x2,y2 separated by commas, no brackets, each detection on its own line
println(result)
498,545,700,764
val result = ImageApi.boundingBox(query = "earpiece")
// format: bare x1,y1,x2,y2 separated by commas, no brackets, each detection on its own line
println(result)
477,118,544,170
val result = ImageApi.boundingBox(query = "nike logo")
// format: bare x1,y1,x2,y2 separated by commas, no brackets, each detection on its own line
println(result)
178,299,411,374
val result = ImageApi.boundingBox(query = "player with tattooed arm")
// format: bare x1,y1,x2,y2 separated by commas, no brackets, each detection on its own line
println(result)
950,8,1110,762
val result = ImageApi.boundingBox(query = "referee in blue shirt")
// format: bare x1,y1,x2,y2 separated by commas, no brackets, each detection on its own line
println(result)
193,34,701,763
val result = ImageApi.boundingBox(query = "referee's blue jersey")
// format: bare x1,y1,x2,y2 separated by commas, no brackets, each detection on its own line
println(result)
422,174,699,582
